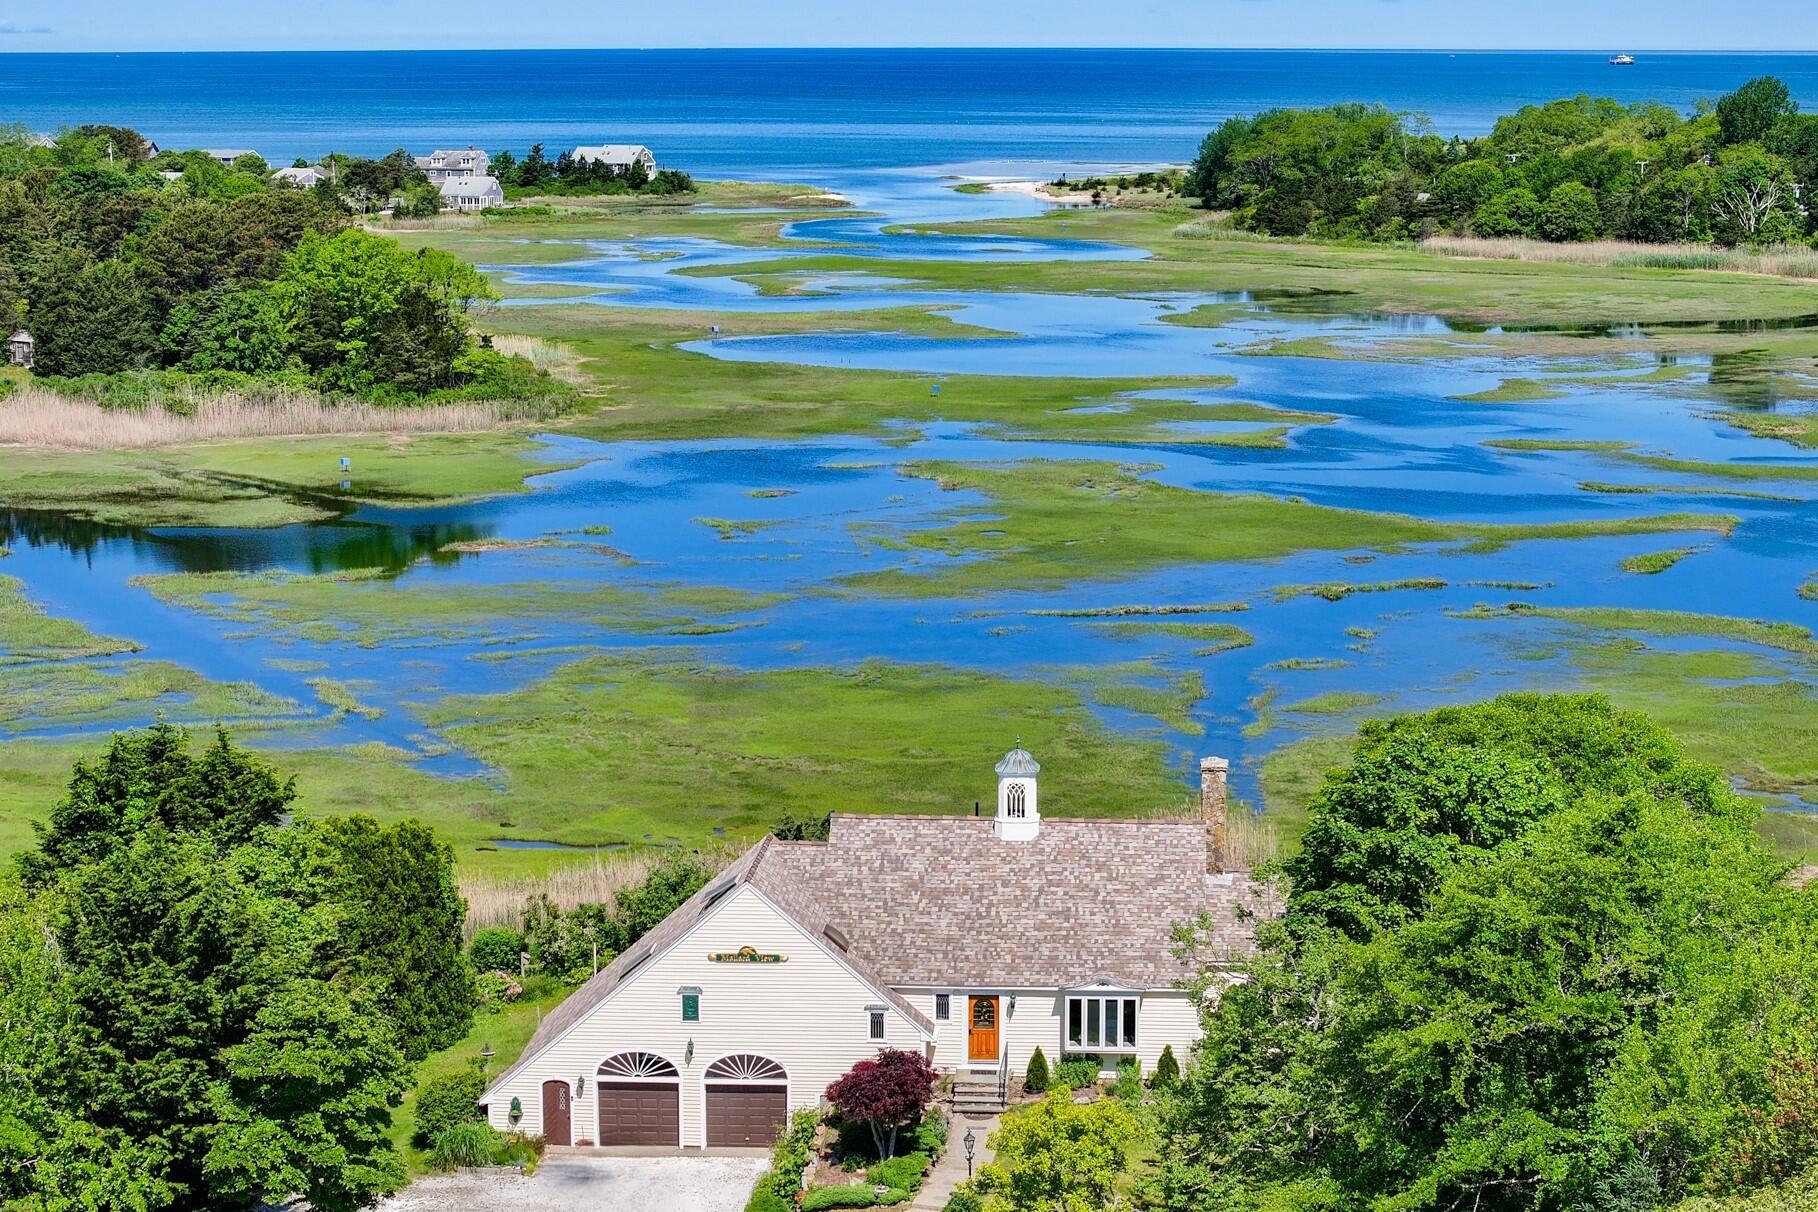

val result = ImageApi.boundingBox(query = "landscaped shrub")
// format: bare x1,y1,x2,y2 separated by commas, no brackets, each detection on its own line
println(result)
1151,1044,1180,1089
493,1133,542,1171
429,1121,505,1170
745,1193,793,1212
912,1112,948,1155
943,1189,985,1212
469,925,525,973
1024,1045,1051,1093
801,1183,910,1210
412,1069,487,1148
761,1109,821,1199
1057,1055,1101,1090
869,1150,932,1191
1111,1057,1143,1101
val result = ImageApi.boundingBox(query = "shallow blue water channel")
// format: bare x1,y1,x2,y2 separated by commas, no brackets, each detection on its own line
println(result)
5,169,1816,815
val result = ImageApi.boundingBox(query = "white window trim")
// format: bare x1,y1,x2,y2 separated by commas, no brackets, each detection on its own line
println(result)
1063,991,1141,1054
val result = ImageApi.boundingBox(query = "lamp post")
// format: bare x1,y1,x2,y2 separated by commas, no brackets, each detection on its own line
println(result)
963,1128,977,1178
478,1043,495,1073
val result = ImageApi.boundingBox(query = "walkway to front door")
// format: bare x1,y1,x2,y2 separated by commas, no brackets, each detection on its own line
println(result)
967,995,1000,1064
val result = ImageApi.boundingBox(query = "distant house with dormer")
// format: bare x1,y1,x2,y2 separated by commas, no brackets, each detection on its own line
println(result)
571,144,657,174
422,147,492,182
439,175,504,211
201,148,258,169
272,165,328,188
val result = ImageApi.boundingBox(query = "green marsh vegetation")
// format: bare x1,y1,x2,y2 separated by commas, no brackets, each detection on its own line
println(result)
1621,546,1703,574
128,568,784,648
839,460,1736,596
1269,577,1447,603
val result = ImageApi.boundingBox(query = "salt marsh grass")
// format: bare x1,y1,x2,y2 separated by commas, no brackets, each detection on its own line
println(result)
460,851,664,935
1422,236,1818,280
0,386,522,450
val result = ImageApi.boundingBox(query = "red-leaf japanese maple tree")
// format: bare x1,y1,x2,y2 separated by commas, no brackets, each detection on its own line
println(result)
824,1047,938,1158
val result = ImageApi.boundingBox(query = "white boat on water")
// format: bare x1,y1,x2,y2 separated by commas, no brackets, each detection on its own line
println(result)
1610,53,1636,66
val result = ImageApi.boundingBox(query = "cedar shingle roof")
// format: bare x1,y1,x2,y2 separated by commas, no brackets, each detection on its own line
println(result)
773,814,1263,989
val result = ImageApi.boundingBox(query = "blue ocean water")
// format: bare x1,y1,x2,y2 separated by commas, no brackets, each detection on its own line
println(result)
2,48,1817,173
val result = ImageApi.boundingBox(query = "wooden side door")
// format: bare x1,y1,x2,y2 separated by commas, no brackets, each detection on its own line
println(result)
967,995,1000,1063
542,1079,572,1145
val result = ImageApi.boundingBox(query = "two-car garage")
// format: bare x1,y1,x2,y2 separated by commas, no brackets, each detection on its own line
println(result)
565,1052,785,1149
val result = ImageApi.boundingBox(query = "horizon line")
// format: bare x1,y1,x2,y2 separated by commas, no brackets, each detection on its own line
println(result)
3,45,1816,56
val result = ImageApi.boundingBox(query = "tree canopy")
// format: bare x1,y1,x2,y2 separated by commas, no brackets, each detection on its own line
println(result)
0,125,556,400
1160,693,1818,1212
0,723,473,1211
1188,77,1817,246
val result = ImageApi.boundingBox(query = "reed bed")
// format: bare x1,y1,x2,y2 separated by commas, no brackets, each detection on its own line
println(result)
1421,235,1818,279
488,334,589,383
366,213,485,232
459,844,740,938
0,386,522,449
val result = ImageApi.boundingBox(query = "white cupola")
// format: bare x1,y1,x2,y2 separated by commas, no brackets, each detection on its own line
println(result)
993,742,1041,841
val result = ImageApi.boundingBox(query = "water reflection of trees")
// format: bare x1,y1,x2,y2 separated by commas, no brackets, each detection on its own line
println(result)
0,509,492,574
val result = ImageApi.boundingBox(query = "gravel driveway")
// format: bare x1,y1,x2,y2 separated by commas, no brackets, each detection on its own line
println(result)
378,1156,770,1212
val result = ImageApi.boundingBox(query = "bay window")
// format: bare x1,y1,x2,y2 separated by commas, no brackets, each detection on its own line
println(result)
1065,992,1138,1051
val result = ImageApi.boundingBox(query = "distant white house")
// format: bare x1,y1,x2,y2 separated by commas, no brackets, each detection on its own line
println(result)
439,174,504,211
202,148,259,169
272,165,328,188
156,170,186,183
423,147,492,182
7,331,33,370
571,144,657,174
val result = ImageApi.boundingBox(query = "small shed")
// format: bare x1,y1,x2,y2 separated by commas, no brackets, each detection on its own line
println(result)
7,331,33,369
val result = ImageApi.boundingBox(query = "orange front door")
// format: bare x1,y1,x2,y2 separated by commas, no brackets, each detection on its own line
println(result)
967,995,1000,1063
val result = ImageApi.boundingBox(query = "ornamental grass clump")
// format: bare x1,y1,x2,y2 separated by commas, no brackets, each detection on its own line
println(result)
429,1122,504,1171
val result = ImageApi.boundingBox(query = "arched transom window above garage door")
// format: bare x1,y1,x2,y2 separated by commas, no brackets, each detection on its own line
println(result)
705,1054,786,1082
597,1051,679,1079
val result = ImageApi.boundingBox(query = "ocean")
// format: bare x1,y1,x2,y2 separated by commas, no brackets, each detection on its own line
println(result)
2,48,1817,174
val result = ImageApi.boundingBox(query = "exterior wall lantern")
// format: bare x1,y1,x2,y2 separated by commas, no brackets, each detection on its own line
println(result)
508,1096,522,1125
573,1075,586,1098
685,1038,695,1066
1007,993,1017,1015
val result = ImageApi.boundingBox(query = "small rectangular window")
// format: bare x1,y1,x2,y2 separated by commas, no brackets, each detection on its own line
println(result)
869,1010,886,1041
1123,999,1137,1047
934,993,950,1021
1068,999,1082,1047
681,993,699,1022
1105,999,1119,1048
1086,999,1101,1048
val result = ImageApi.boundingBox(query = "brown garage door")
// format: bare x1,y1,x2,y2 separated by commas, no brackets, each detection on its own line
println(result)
706,1084,787,1147
596,1081,679,1146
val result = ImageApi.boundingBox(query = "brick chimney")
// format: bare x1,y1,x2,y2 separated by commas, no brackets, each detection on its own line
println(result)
1200,756,1229,874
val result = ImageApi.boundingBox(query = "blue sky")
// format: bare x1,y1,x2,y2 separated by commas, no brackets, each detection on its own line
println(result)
3,0,1814,52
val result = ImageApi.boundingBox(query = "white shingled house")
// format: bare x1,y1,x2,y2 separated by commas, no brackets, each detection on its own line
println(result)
439,175,504,212
570,143,657,174
422,147,492,182
479,747,1264,1150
